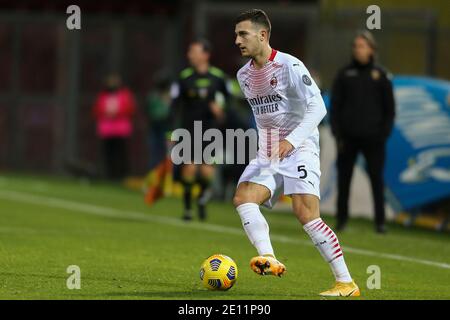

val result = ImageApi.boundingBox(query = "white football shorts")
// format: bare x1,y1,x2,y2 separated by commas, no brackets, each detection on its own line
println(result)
237,149,321,209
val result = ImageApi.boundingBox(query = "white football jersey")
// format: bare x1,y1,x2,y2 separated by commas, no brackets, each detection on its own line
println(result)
237,49,321,159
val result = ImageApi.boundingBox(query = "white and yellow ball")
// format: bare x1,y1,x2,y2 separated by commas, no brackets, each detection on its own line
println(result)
200,254,238,290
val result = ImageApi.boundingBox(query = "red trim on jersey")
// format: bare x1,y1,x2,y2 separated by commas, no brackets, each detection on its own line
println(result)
250,48,277,66
269,48,277,61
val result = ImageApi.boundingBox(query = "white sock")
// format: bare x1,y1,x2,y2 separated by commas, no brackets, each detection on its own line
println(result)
236,203,274,257
303,218,352,283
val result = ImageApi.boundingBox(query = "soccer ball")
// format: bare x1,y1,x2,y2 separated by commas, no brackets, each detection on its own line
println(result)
200,254,238,290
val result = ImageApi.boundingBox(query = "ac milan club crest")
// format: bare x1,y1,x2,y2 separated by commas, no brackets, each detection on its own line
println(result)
270,74,277,88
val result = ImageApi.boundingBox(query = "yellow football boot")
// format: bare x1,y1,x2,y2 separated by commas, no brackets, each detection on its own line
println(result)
250,255,286,277
320,280,360,297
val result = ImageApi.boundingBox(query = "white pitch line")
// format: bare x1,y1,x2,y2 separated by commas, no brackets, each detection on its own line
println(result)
0,189,449,270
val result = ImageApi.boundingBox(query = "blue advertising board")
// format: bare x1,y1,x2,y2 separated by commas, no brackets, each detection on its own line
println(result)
385,76,450,211
323,76,450,212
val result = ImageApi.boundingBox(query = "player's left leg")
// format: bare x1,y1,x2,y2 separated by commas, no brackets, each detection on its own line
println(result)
291,194,360,297
361,140,387,233
197,164,215,221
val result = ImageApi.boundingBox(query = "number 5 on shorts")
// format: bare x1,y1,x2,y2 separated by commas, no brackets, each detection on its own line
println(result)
298,165,307,179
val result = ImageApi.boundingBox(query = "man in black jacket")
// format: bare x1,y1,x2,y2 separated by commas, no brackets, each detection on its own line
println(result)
330,30,395,233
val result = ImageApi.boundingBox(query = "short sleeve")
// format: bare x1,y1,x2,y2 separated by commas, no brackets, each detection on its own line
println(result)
288,59,320,100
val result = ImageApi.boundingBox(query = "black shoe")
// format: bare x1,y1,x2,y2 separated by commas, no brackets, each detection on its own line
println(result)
182,210,193,222
376,224,387,234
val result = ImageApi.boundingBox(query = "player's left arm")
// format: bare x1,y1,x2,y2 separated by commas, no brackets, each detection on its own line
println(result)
280,94,327,158
279,61,327,159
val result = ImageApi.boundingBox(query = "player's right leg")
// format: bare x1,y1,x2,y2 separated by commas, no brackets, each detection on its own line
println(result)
181,163,197,221
197,164,215,221
233,181,286,277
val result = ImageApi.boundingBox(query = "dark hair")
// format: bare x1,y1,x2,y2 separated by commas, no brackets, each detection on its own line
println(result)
191,38,212,53
235,9,271,36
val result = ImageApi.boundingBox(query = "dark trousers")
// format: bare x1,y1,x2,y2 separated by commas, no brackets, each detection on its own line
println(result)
102,137,128,180
336,138,386,226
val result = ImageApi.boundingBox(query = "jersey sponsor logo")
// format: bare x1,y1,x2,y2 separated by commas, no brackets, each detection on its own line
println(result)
198,88,208,99
246,94,282,107
253,104,279,115
302,74,312,86
246,94,282,116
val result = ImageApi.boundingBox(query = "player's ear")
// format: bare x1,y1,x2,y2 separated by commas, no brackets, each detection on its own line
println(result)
259,29,267,42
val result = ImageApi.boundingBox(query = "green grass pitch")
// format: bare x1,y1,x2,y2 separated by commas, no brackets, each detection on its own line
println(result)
0,174,449,300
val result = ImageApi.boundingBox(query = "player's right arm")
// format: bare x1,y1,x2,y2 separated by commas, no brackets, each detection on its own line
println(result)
209,69,230,124
167,68,190,137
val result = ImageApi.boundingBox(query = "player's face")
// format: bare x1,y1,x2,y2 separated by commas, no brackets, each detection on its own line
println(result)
235,20,261,58
352,36,373,64
187,43,209,68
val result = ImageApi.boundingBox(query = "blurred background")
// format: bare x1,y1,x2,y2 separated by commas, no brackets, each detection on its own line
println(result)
0,0,449,231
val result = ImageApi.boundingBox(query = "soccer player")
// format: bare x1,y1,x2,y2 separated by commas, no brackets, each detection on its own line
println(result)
170,39,229,221
233,9,360,297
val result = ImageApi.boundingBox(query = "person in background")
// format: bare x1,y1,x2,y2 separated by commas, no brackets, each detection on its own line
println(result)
170,38,229,222
93,73,136,181
147,76,171,171
144,76,172,205
330,30,395,234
